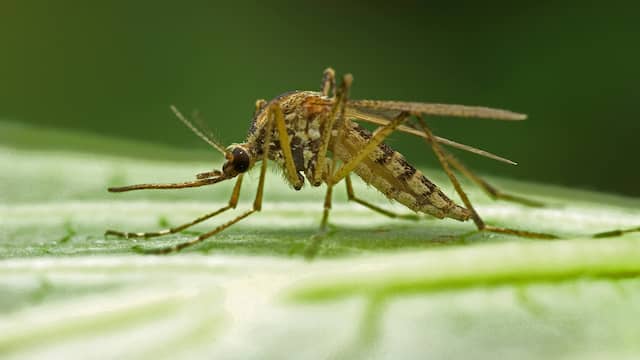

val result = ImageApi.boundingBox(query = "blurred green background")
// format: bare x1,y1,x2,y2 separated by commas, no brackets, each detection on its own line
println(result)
1,1,637,196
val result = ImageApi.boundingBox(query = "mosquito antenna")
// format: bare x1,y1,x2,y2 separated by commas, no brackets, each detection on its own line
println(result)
170,105,226,154
191,109,226,150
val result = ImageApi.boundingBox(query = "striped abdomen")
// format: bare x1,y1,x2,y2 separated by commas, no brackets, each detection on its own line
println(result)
334,121,471,221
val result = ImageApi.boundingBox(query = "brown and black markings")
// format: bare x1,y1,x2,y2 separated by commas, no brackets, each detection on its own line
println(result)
106,68,573,255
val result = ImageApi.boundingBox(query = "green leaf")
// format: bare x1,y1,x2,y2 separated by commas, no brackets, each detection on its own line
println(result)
1,121,640,359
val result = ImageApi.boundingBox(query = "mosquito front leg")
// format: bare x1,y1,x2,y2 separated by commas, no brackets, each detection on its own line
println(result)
444,150,545,207
415,116,557,240
270,103,304,189
144,209,257,254
345,175,420,221
143,114,276,254
105,174,244,239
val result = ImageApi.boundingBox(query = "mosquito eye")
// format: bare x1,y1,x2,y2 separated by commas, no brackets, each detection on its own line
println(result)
232,147,250,173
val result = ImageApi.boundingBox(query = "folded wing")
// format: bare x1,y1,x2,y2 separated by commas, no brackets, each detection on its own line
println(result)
348,100,527,121
345,107,518,165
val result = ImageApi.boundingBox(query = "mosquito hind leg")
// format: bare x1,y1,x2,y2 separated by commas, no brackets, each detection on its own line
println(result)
444,150,545,207
307,106,412,258
330,111,411,184
345,175,420,221
415,116,557,240
105,175,244,239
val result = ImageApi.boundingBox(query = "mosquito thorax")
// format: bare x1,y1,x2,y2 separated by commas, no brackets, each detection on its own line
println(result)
222,144,253,177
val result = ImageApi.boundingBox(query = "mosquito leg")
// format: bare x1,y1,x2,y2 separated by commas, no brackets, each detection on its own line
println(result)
319,179,334,232
306,173,335,259
142,208,258,254
311,73,353,186
254,99,267,117
330,111,411,184
316,74,353,231
320,67,336,97
345,175,420,221
443,150,545,207
306,74,352,259
270,103,304,189
415,116,557,240
593,226,640,238
142,112,276,254
105,175,244,239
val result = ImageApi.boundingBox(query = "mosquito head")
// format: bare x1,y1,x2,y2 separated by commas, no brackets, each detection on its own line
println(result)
222,144,253,177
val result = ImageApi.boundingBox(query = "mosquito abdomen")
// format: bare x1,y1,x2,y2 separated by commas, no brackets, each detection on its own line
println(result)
335,121,471,221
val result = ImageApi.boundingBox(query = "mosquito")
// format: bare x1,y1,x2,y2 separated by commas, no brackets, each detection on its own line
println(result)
106,68,557,254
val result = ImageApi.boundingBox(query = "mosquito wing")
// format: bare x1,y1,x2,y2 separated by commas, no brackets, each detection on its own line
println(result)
345,106,518,165
348,99,527,121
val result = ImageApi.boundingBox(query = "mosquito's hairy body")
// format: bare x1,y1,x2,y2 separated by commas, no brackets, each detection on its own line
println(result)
246,90,470,221
107,68,561,255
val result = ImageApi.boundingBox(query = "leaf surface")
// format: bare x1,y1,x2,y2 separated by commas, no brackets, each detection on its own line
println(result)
1,122,639,359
